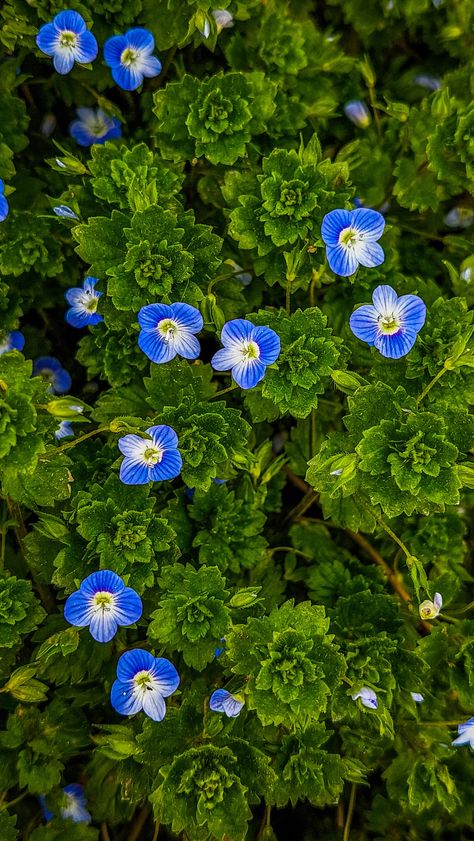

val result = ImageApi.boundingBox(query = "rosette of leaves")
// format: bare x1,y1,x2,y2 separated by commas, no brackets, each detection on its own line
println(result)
148,563,230,669
0,87,29,181
0,576,45,649
227,601,345,728
87,141,184,212
153,71,276,166
74,205,222,311
76,317,148,389
222,139,351,286
0,212,64,280
225,8,308,80
245,307,342,420
308,382,473,520
188,482,268,572
71,474,177,592
151,745,253,841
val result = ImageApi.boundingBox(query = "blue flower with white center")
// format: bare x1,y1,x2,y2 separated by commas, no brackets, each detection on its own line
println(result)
211,319,280,389
444,206,473,229
40,784,91,824
452,717,474,749
64,570,142,643
118,424,182,485
0,179,9,222
53,205,79,220
55,420,74,440
69,107,122,147
352,687,378,710
65,276,103,328
349,284,426,359
36,10,98,75
210,689,244,717
411,692,425,703
0,330,24,356
321,207,385,276
344,100,372,128
111,649,179,721
138,302,203,364
419,591,442,620
33,356,72,394
104,28,162,91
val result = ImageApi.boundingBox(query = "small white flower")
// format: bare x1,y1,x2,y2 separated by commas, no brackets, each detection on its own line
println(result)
419,592,442,620
212,9,234,31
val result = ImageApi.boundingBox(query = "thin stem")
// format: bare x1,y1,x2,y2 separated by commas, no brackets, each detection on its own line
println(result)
208,383,238,400
448,599,474,615
128,806,150,841
416,365,448,407
286,277,292,315
343,784,357,841
282,488,319,525
269,546,313,561
0,790,28,811
207,268,251,295
311,408,317,456
357,496,411,558
367,84,382,139
152,822,160,841
100,823,112,841
48,425,110,455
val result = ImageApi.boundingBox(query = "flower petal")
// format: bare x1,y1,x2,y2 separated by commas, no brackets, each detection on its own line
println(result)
172,332,201,360
321,209,353,246
74,29,98,64
252,326,280,365
394,294,426,333
103,35,127,67
372,285,398,316
80,570,124,596
125,27,155,52
349,304,379,344
232,358,266,389
54,10,87,33
113,587,143,626
119,457,150,485
118,434,146,458
148,424,179,450
36,22,57,55
89,609,119,643
211,346,243,372
138,303,172,329
64,590,93,627
139,55,162,79
142,689,167,721
0,194,8,222
53,49,76,75
149,657,180,696
112,64,143,91
149,449,182,481
117,649,156,681
138,331,177,363
111,680,143,716
220,318,253,347
169,302,204,333
353,239,385,268
351,207,385,240
222,694,244,717
326,244,359,276
374,329,418,359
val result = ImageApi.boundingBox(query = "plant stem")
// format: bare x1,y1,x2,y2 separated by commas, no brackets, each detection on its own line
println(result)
100,823,112,841
49,425,111,455
208,383,238,400
343,784,357,841
152,822,160,841
5,498,56,614
0,790,28,811
128,806,150,841
269,546,313,561
286,277,292,315
357,495,411,558
416,365,449,406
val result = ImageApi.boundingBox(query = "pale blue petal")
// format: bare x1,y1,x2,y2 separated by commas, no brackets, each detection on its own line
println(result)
117,649,155,681
232,358,266,389
209,689,228,712
372,285,398,315
54,10,86,34
148,424,179,450
36,22,57,55
374,329,418,359
111,680,143,716
220,318,253,347
394,294,426,333
89,609,118,643
125,28,155,52
53,50,76,75
84,275,100,293
113,587,143,625
103,35,127,67
64,590,93,627
222,694,244,717
74,29,98,64
149,657,180,696
253,326,280,365
353,239,385,268
326,244,359,276
120,458,150,485
138,303,172,329
211,346,242,371
118,434,146,458
172,332,201,360
452,731,472,747
321,209,352,246
351,207,385,240
170,302,204,333
65,287,84,305
349,304,379,344
142,689,167,721
140,55,162,79
457,717,474,733
138,331,177,363
149,449,182,481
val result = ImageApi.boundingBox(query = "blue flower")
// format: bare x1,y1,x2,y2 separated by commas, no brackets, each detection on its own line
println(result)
452,717,474,749
211,319,280,389
349,284,426,359
64,570,142,643
65,276,103,328
36,10,98,75
111,649,179,721
138,302,203,364
53,205,79,220
344,100,372,128
411,692,425,703
0,179,9,222
33,356,72,394
69,107,122,147
104,28,161,91
444,206,473,229
352,687,378,710
40,784,91,824
414,74,441,91
118,424,182,485
55,420,75,440
0,330,24,356
321,207,385,276
210,689,244,717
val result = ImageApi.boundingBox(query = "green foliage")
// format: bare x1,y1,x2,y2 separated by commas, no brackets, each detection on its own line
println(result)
0,576,45,648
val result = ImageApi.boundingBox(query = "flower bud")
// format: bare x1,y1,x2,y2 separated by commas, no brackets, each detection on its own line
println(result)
344,100,371,128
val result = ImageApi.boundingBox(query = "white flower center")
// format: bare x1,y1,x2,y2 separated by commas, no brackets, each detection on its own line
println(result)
120,47,140,67
87,118,109,138
58,30,77,50
133,670,154,695
78,291,98,313
240,340,260,361
158,318,179,342
142,445,163,466
339,226,362,249
378,313,400,335
92,591,114,612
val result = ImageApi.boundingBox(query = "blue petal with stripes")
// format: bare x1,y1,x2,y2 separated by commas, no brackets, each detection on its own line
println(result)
211,318,280,389
349,284,426,359
321,207,385,276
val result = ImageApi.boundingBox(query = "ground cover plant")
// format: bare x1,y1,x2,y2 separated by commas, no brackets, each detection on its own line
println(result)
0,0,473,839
